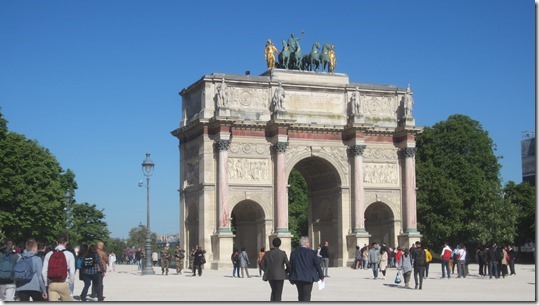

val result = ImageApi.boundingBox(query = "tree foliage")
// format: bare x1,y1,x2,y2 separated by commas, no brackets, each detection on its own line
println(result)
288,169,308,248
416,114,517,248
68,202,111,247
503,181,536,245
0,131,68,243
127,225,158,250
0,109,109,245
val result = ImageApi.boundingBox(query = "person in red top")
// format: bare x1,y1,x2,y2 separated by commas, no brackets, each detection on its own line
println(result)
394,246,403,267
440,242,453,279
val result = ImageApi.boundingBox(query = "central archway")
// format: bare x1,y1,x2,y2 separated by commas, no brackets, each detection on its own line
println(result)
291,156,342,266
231,200,265,268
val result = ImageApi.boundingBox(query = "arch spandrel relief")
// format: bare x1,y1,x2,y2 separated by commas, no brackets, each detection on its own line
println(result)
228,191,272,220
364,192,401,220
285,145,349,187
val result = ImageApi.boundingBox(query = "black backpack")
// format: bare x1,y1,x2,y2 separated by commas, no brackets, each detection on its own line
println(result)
83,254,96,268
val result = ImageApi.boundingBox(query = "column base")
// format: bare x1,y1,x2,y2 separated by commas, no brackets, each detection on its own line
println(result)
398,230,422,249
209,232,235,270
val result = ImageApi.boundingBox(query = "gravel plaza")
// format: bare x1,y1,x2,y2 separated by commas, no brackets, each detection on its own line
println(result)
73,263,536,302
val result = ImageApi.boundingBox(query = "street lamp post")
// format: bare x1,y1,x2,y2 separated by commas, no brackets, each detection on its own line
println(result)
141,153,156,275
64,190,73,229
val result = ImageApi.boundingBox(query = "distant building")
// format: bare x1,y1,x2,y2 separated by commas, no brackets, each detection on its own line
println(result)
156,233,180,247
521,131,535,185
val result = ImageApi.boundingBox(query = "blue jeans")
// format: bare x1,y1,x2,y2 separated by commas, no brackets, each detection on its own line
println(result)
362,258,368,269
232,263,240,277
441,260,450,278
489,261,498,278
371,262,379,278
321,258,329,276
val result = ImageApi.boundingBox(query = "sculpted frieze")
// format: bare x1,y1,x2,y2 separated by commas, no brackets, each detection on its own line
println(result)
229,143,271,155
363,163,399,185
286,91,343,114
228,158,270,182
320,146,349,174
363,147,398,160
227,87,269,109
361,95,397,117
186,159,199,185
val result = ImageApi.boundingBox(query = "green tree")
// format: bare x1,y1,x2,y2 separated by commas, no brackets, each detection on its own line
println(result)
416,114,517,248
68,202,111,247
0,131,68,243
503,181,536,245
127,225,157,250
288,169,308,248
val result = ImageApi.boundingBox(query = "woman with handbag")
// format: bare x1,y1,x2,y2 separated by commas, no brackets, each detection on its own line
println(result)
397,248,413,288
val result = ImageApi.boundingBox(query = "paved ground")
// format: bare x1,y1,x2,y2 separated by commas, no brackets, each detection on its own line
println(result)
74,263,536,302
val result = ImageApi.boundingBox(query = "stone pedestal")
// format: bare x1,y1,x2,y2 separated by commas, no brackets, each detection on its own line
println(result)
210,232,235,269
345,231,370,267
398,231,422,249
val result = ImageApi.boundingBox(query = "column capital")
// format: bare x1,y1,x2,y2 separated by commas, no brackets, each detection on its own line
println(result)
402,147,416,158
273,142,289,153
215,139,231,152
349,144,367,156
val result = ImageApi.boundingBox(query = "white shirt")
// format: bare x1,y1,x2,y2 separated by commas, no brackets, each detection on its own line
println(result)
41,245,76,286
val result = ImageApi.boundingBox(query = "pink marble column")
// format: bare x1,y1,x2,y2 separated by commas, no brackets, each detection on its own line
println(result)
274,142,289,233
404,147,418,233
216,139,231,232
351,145,367,233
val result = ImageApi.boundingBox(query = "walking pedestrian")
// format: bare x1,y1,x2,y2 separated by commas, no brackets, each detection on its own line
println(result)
424,245,432,278
257,247,265,277
0,238,19,302
161,246,171,275
191,245,205,276
320,241,330,277
288,236,324,302
412,241,426,290
173,245,185,275
14,238,48,301
440,242,452,279
42,234,76,301
231,248,240,278
79,245,105,302
379,246,388,280
261,238,290,301
239,247,251,278
397,248,413,288
368,243,380,279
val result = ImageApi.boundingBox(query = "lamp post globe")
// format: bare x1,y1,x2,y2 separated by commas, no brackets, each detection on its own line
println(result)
141,153,156,275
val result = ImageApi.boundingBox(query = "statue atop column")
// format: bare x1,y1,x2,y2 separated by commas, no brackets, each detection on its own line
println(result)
271,82,286,112
216,78,229,108
403,84,414,117
264,39,278,70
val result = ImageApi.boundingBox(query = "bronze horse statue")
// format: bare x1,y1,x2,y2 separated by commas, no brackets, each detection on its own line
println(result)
320,43,332,72
278,40,291,69
301,42,321,71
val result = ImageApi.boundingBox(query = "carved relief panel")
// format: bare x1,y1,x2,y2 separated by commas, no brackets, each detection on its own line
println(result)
361,94,398,118
224,87,269,110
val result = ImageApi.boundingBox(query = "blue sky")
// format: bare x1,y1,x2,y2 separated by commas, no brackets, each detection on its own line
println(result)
0,1,535,239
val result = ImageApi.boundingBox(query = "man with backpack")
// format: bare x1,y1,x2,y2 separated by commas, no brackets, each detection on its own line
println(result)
42,235,75,301
0,238,19,301
14,238,48,301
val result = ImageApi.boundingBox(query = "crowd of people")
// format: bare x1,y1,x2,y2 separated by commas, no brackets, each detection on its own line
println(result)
0,235,112,302
0,234,522,302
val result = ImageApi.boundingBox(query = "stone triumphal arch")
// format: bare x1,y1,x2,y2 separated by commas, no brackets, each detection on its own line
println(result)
171,70,423,270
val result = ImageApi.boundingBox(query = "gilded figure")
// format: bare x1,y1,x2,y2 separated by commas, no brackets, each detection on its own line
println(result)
265,39,279,70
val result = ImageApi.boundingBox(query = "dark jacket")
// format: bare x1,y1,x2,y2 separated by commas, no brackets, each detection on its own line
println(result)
261,247,290,281
289,247,324,283
413,247,426,267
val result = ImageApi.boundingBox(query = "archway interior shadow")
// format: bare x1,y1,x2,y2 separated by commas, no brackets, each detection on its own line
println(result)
231,200,265,268
292,156,341,267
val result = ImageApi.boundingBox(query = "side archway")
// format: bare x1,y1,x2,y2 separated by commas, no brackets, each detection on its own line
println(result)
231,200,266,268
